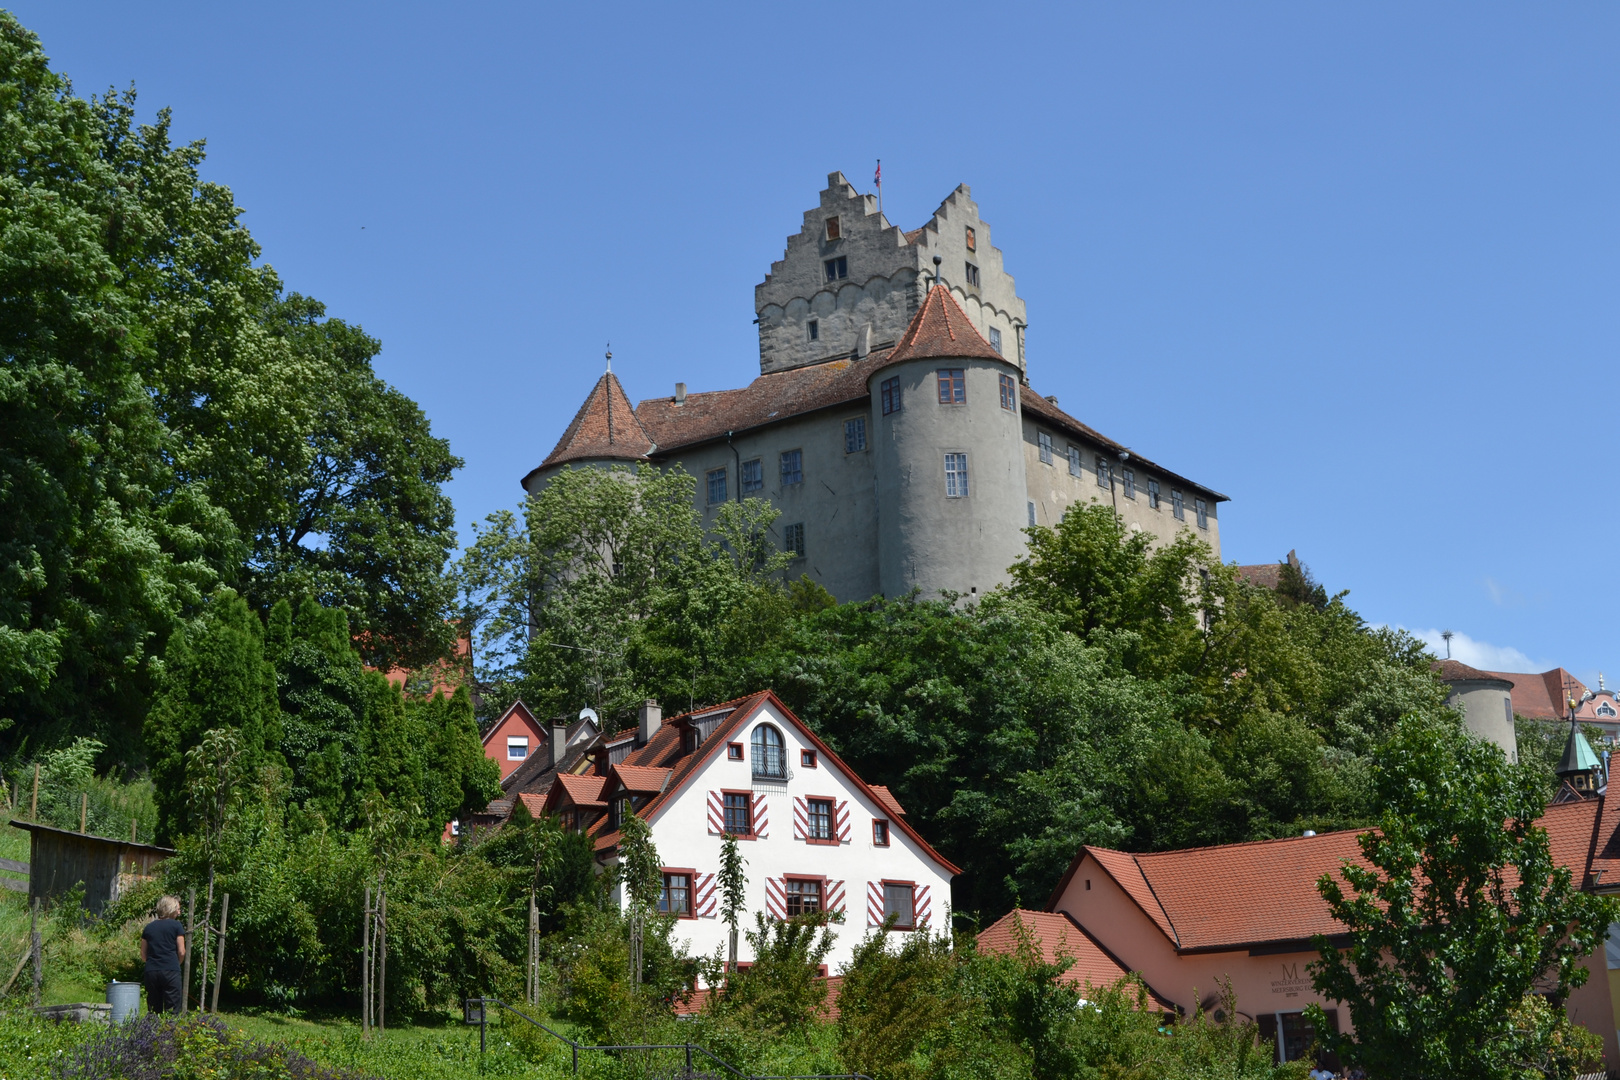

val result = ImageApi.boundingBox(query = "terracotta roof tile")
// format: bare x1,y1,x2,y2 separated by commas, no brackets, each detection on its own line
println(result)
869,785,907,818
1236,564,1282,589
539,372,655,470
1084,846,1178,944
517,793,547,817
551,774,607,808
1433,660,1514,685
612,764,673,793
881,284,1004,365
978,909,1173,1008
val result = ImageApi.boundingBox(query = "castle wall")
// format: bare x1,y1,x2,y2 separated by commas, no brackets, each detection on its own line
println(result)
667,409,882,603
1444,681,1518,762
1022,416,1223,562
870,357,1029,599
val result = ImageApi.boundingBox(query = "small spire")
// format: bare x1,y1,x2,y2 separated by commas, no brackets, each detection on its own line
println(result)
932,255,943,289
605,343,612,374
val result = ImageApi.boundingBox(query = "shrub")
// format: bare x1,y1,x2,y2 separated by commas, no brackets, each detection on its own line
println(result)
54,1013,371,1079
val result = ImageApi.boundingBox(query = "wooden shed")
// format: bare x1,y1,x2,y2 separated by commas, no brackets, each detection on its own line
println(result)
8,821,174,915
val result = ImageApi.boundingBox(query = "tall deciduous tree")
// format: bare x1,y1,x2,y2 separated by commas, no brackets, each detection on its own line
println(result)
1308,717,1616,1080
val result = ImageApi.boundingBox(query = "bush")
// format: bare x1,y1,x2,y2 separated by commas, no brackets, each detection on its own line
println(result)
54,1013,370,1079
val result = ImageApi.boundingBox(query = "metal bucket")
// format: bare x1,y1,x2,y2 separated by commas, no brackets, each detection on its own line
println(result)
107,980,141,1022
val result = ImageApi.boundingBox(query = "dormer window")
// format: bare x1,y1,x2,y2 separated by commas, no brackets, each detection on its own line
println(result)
826,216,841,241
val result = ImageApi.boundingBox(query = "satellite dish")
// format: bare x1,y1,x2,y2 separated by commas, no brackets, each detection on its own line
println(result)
578,707,600,729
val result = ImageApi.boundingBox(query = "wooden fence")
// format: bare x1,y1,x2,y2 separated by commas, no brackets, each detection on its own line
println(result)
0,859,26,894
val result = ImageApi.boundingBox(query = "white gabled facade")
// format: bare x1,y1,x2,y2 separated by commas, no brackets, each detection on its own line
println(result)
583,693,957,983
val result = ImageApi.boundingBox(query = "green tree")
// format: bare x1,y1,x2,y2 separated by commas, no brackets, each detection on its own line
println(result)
1308,716,1620,1080
719,831,748,974
145,590,281,842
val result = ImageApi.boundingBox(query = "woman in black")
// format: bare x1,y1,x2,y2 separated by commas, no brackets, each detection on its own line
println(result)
139,896,186,1014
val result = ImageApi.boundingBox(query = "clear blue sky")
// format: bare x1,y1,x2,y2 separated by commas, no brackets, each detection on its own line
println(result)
15,2,1619,681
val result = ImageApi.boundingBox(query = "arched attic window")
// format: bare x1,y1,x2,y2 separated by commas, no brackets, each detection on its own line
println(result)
751,724,786,780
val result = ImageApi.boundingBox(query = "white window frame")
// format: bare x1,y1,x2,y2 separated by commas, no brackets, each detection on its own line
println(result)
944,453,969,498
507,737,529,761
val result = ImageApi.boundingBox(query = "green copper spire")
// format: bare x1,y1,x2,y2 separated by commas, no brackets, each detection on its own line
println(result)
1556,720,1601,778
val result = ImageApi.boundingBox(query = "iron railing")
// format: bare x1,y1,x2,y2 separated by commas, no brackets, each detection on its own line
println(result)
465,996,871,1079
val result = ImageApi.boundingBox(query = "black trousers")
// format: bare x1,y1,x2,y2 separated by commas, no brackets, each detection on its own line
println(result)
145,968,183,1014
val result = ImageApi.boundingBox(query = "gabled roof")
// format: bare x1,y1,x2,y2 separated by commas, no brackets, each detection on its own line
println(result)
482,699,544,748
1051,801,1607,953
536,371,655,472
587,691,962,877
977,909,1174,1010
881,283,1004,365
501,714,601,796
611,764,673,794
545,773,608,811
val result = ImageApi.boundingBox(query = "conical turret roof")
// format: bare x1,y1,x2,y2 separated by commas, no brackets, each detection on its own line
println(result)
540,371,655,469
1556,720,1601,777
882,282,1006,366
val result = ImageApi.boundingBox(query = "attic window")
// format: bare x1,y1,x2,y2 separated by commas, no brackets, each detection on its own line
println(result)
873,819,890,846
965,262,980,287
727,742,744,761
507,737,528,761
965,226,976,252
824,256,847,282
826,216,841,241
800,749,817,768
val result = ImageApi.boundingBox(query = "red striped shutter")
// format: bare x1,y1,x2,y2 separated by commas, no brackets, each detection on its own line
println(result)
914,885,932,928
792,796,808,841
866,881,884,927
825,879,846,915
706,791,724,835
765,877,787,920
695,873,717,917
752,793,769,837
835,800,851,843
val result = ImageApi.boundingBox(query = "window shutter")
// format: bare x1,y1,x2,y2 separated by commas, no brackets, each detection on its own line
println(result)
825,879,846,915
752,793,769,837
866,881,885,927
835,800,851,843
695,873,717,918
793,796,808,841
707,791,724,835
915,885,932,928
765,877,787,920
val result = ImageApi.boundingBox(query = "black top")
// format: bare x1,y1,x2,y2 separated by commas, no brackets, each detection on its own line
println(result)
141,918,186,972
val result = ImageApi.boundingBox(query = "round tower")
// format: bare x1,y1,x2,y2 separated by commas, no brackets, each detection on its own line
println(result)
868,277,1029,599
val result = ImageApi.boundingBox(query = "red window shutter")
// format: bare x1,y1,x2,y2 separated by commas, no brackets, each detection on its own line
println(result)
865,881,884,927
752,792,769,837
826,879,846,914
707,791,723,835
695,873,717,917
765,877,787,920
793,796,808,841
915,885,932,928
835,800,850,843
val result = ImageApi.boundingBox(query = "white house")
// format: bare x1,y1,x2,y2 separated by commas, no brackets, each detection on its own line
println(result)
540,691,959,980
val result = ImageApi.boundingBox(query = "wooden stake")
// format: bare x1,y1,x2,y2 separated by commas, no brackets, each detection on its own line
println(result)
210,894,229,1014
182,888,195,1015
29,765,38,821
377,885,386,1034
29,898,40,1007
361,887,371,1038
79,793,87,833
130,818,137,844
198,876,214,1014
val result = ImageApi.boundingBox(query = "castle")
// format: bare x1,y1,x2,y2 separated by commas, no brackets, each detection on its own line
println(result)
524,173,1226,601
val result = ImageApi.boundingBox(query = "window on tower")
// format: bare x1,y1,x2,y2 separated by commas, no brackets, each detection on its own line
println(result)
825,216,841,241
937,369,965,404
989,327,1002,354
999,373,1015,410
881,376,902,416
945,453,969,498
807,319,818,341
965,262,980,287
824,256,847,282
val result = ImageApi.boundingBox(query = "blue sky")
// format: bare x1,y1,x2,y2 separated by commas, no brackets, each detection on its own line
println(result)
15,3,1619,681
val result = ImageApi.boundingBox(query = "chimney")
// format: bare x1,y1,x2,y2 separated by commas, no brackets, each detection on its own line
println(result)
856,324,871,359
638,700,662,746
551,718,569,769
674,382,687,405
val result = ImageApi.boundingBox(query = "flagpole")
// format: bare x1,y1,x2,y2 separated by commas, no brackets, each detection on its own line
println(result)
876,159,883,219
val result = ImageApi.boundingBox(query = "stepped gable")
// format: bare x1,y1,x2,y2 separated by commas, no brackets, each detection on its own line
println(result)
634,352,890,455
880,282,1003,366
539,372,655,470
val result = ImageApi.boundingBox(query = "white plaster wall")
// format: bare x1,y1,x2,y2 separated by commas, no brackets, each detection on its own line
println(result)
1446,683,1518,763
630,702,954,983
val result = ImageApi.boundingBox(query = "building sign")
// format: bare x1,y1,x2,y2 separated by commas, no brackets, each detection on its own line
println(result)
1270,961,1312,999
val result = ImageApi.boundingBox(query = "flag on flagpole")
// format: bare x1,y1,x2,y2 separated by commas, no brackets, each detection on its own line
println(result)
875,159,882,187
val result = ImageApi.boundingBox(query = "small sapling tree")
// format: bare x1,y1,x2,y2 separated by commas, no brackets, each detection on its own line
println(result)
719,831,748,974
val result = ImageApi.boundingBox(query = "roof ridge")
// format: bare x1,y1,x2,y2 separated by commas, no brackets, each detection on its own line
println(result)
881,283,1004,366
1127,825,1370,860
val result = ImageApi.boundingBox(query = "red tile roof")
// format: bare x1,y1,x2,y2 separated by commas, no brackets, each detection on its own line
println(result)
612,764,673,794
1479,668,1587,721
1236,564,1282,589
1054,801,1609,953
1434,660,1514,685
978,910,1175,1009
549,774,607,809
539,371,655,470
517,793,547,817
869,785,907,818
881,284,1004,365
